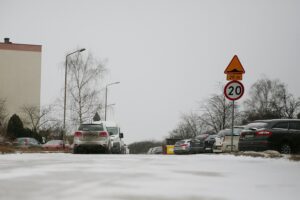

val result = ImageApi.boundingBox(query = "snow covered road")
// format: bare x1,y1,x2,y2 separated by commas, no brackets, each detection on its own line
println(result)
0,153,299,200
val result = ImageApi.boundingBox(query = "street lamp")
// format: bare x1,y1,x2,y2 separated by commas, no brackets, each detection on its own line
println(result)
105,82,120,120
63,48,86,136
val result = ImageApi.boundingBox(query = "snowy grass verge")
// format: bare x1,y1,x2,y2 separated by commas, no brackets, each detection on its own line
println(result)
0,145,71,154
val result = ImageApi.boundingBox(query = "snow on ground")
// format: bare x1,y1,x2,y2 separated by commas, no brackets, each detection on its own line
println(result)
0,153,299,200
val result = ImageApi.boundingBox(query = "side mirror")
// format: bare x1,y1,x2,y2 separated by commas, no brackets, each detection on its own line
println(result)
120,133,124,138
109,132,113,136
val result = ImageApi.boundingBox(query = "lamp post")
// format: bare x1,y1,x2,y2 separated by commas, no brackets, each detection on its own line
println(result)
63,48,86,138
105,82,120,120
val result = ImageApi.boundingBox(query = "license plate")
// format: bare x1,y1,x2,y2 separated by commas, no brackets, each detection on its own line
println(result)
245,134,254,138
83,133,97,139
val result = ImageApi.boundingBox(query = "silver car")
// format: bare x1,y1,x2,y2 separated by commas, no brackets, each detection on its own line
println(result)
73,122,112,154
103,121,125,154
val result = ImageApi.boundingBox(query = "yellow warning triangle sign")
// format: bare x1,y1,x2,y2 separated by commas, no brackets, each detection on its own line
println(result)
224,55,245,74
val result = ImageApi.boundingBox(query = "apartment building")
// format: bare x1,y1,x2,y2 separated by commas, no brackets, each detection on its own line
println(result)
0,38,42,119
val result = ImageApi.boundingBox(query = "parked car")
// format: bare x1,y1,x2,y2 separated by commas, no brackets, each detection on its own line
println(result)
148,146,163,154
239,119,300,154
42,140,70,150
204,134,217,153
147,147,153,154
174,139,192,154
102,121,125,154
174,136,208,154
73,122,113,154
13,137,41,148
213,126,245,153
193,134,209,153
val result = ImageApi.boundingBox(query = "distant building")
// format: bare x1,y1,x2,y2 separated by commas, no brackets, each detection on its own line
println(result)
0,38,42,118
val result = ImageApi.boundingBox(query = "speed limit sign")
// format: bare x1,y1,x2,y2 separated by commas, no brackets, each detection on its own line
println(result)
224,80,244,101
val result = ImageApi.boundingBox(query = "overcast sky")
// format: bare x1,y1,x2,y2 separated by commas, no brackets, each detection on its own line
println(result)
1,0,300,143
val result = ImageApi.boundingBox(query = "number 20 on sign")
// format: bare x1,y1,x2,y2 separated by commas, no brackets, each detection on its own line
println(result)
224,80,244,101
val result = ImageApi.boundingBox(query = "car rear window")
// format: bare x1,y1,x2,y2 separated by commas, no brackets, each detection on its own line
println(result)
244,122,268,130
289,122,300,130
78,124,104,131
107,127,118,135
272,122,288,129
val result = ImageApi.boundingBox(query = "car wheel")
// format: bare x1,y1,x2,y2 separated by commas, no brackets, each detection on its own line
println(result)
280,143,292,154
105,144,112,154
73,146,79,154
106,148,112,154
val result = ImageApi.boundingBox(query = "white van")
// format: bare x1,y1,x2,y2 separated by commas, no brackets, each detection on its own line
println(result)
213,126,244,153
94,121,125,154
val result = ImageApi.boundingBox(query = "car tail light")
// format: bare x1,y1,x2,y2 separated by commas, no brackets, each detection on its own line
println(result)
99,131,109,137
74,131,82,137
180,143,189,148
256,130,272,136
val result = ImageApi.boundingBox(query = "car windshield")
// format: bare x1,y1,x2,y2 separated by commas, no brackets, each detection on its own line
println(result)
106,127,118,135
29,138,39,144
244,122,268,130
79,124,104,131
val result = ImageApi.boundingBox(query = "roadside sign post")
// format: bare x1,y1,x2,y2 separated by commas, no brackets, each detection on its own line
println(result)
231,100,234,153
224,81,244,152
224,55,245,153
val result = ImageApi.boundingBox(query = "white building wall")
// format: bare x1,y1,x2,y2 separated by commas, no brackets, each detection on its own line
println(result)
0,40,41,118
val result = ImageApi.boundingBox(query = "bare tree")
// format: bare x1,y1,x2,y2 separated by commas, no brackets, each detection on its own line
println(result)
198,93,236,133
67,52,106,126
21,105,52,133
169,112,209,139
244,77,300,121
169,83,241,138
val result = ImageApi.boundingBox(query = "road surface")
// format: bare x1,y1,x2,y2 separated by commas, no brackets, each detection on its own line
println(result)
0,153,299,200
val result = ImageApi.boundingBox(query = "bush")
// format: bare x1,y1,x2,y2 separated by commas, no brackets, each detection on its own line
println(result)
6,114,43,142
6,114,24,140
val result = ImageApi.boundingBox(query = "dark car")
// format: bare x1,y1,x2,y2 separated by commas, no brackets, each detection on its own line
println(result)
204,134,217,153
193,134,209,153
174,134,208,154
239,119,300,154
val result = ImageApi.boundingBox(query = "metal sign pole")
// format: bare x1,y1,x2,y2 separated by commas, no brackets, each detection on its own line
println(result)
231,100,235,153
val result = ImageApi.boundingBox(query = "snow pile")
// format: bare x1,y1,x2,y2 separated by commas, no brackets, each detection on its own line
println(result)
235,150,283,158
0,154,299,200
